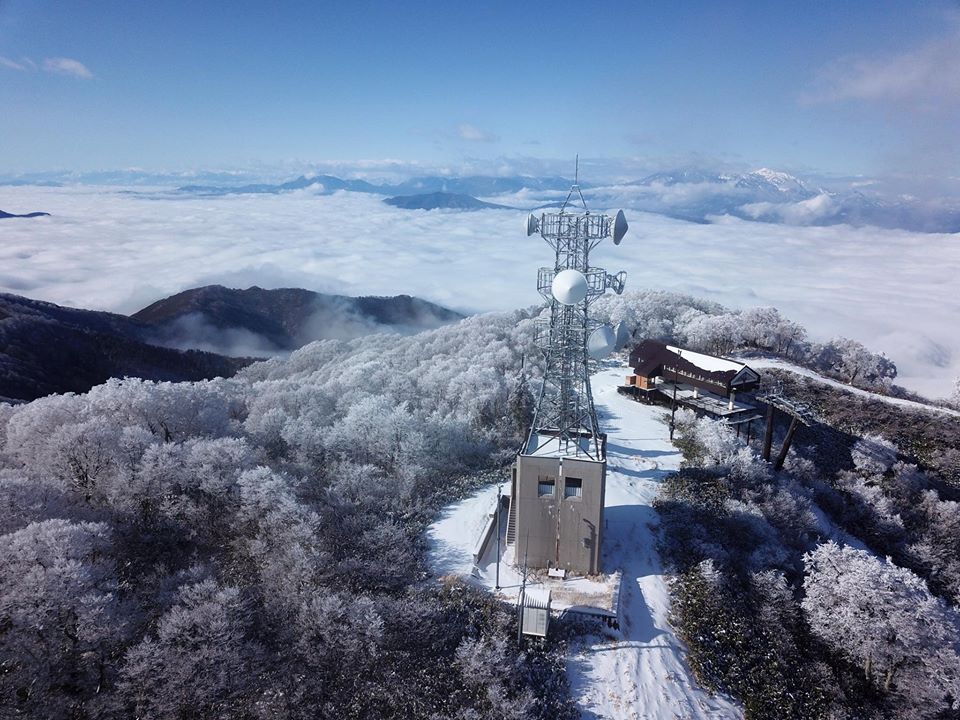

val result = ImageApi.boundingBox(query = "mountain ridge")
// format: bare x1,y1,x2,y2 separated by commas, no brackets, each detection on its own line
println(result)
132,285,465,354
0,210,50,219
0,293,252,403
0,286,464,402
383,192,512,210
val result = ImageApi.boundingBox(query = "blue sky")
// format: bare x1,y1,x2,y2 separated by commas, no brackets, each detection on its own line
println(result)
1,0,958,181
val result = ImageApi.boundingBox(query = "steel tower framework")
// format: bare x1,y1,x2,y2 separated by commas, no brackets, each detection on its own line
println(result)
526,184,626,460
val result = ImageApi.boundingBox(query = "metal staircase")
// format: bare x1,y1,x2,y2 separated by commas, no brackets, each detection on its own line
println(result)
505,496,517,546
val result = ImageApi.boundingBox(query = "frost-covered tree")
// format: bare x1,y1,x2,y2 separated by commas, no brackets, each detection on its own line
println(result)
813,338,897,388
740,307,806,356
671,409,742,468
683,312,742,356
850,434,898,475
802,541,960,716
949,376,960,409
455,636,536,719
506,369,535,442
0,471,80,535
116,579,264,720
0,520,126,718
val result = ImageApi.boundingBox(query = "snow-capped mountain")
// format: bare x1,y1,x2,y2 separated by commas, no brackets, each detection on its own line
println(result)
635,167,815,200
632,168,731,187
622,167,959,232
734,168,813,197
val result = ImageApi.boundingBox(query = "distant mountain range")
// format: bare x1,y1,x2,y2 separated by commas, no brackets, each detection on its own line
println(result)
179,174,382,195
170,167,960,232
383,192,512,211
0,286,463,403
631,166,816,199
623,167,960,233
0,210,50,219
176,173,574,199
3,167,958,233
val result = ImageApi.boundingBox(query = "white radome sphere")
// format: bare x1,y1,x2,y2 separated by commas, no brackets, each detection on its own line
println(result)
551,269,588,305
588,325,617,359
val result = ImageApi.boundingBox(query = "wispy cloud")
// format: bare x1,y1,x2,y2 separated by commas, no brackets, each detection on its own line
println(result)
0,55,93,78
42,57,94,79
803,23,960,109
456,123,499,143
0,56,30,71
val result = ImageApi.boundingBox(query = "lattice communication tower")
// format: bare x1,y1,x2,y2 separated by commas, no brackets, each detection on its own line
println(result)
524,179,628,460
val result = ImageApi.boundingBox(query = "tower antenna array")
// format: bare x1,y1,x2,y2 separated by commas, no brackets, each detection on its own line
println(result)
524,163,629,460
507,163,629,576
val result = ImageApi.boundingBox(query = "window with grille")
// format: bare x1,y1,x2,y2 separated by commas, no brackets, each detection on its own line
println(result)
537,477,555,497
564,477,583,499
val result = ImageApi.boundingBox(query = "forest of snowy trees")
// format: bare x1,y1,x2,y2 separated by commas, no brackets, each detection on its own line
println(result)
593,291,899,392
658,409,960,719
0,311,581,719
0,289,957,718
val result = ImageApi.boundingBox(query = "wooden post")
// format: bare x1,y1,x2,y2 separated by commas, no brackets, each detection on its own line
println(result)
773,416,799,471
762,404,775,461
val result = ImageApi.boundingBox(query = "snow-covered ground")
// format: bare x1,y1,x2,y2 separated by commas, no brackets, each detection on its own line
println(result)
427,367,742,719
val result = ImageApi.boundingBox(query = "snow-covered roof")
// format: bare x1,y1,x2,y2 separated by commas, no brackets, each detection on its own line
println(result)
524,432,602,460
666,345,745,374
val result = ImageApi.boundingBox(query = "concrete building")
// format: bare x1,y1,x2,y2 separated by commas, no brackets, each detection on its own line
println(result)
507,433,606,576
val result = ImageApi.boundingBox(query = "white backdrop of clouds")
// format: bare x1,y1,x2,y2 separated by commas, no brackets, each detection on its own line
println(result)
1,185,958,398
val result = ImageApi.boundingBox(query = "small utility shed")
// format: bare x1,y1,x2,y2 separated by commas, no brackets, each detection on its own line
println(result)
520,588,551,638
625,340,760,398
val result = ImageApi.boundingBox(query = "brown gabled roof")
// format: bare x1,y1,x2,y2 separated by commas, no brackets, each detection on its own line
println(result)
629,339,670,379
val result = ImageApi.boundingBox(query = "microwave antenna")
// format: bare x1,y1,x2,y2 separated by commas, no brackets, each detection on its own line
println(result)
523,162,629,458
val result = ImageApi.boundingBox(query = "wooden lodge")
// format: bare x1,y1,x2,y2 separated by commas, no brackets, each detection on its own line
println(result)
621,340,762,432
625,340,760,399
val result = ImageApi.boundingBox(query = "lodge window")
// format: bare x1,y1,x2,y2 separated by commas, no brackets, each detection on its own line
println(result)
537,477,555,497
564,477,583,499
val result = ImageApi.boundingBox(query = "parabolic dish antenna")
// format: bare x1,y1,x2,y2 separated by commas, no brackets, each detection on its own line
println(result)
551,269,588,305
614,321,631,351
613,210,628,245
526,213,541,237
587,324,617,359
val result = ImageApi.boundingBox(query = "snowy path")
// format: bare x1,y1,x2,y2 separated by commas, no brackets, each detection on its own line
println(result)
564,368,740,720
426,366,741,719
746,357,960,418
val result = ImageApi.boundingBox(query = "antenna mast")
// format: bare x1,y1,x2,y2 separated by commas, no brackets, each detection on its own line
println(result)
508,163,629,576
524,162,629,459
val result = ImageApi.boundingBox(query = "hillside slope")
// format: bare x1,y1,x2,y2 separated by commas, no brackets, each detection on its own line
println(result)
0,293,250,402
132,285,464,354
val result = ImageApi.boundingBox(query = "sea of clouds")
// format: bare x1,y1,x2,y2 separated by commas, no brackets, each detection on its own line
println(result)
1,184,957,398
